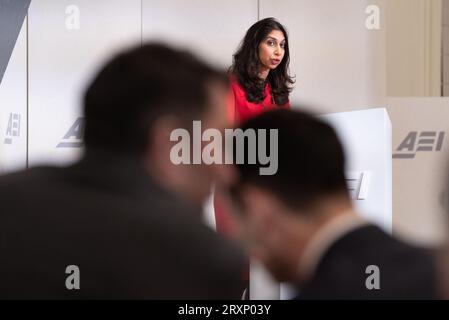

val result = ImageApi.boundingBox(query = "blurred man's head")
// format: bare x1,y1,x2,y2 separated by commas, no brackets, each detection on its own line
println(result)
83,43,230,207
229,109,352,283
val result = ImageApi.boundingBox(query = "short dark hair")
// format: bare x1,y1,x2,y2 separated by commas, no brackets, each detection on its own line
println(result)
83,43,228,155
232,109,349,211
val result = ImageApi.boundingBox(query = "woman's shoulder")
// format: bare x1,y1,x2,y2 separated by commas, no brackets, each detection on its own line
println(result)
228,72,238,84
228,73,245,94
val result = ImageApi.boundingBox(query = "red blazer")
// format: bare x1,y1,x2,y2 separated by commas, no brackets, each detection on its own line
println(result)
215,76,290,236
228,75,290,125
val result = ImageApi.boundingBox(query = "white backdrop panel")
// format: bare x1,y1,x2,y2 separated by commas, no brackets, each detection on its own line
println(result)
0,20,27,173
28,0,141,167
142,0,258,68
259,0,387,113
321,108,392,231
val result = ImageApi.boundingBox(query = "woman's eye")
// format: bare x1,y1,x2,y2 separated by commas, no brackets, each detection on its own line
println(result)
267,41,274,46
280,43,285,49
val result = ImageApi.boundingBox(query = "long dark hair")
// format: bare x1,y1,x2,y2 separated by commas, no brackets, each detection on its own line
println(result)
230,17,294,105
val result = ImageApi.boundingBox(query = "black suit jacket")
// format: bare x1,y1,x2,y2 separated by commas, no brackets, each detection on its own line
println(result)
0,152,245,299
296,225,437,299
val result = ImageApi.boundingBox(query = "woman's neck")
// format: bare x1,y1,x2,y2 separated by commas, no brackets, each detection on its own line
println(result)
258,67,270,81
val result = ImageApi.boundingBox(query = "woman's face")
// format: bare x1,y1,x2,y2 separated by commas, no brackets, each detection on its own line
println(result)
258,29,286,71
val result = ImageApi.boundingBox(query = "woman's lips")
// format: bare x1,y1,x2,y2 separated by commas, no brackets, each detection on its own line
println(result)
271,59,281,65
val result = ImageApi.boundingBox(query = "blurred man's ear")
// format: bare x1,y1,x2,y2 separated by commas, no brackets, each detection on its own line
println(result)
240,185,280,220
145,115,193,192
213,163,238,189
148,115,180,166
238,185,284,259
241,186,263,212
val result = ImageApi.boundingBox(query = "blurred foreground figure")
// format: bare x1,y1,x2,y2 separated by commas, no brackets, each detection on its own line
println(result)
228,109,437,299
0,44,244,299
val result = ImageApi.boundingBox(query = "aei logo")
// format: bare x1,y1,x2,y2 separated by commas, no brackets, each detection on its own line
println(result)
346,171,370,201
3,113,21,145
56,117,85,148
393,131,445,159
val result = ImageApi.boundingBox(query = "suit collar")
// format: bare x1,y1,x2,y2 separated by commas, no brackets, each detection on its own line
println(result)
298,210,369,282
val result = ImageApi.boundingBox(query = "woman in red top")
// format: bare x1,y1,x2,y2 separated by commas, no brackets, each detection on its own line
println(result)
215,18,294,297
216,17,294,235
228,17,294,125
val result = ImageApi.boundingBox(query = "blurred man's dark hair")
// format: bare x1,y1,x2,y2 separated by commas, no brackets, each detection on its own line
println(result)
232,109,348,211
84,43,228,156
